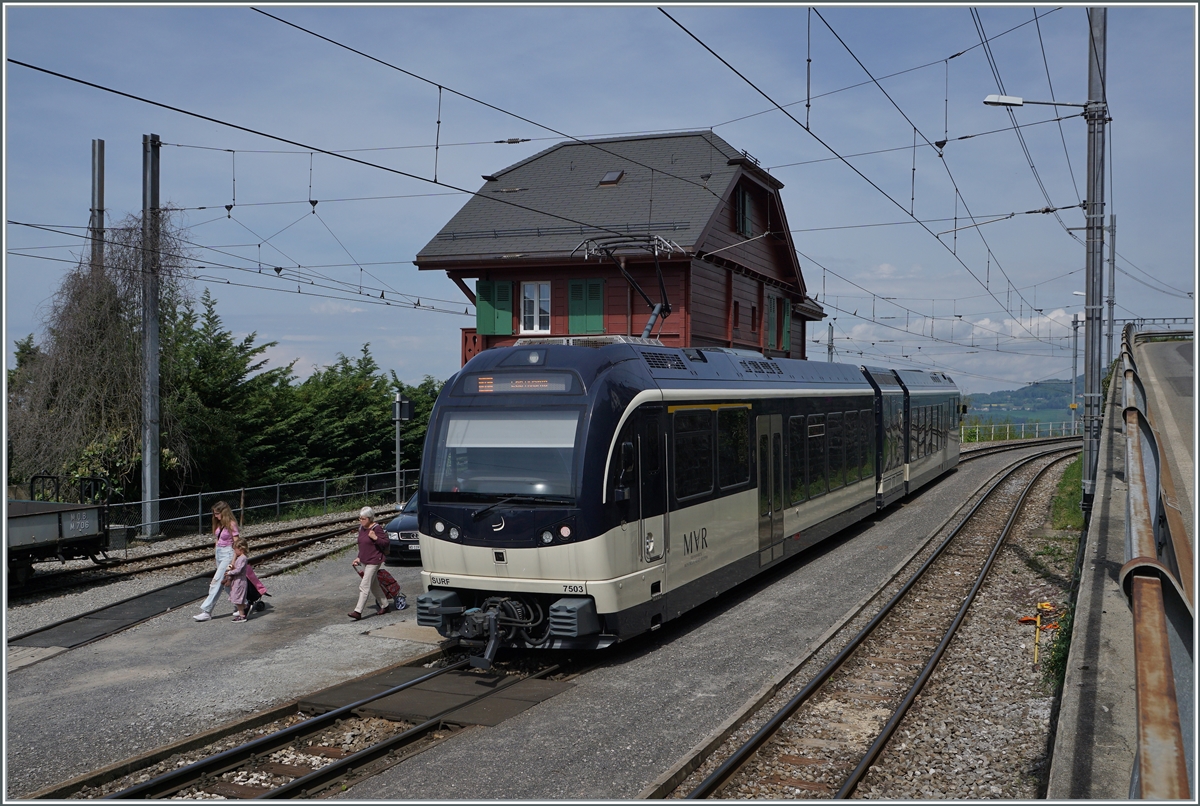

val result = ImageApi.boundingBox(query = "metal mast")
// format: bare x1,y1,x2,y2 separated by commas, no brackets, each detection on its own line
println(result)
1082,8,1107,506
89,139,105,272
141,134,161,536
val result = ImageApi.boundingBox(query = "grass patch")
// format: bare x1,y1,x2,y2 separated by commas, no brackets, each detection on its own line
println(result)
1051,457,1085,531
1043,601,1074,692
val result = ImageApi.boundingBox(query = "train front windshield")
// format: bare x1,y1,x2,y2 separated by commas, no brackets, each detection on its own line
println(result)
430,409,581,500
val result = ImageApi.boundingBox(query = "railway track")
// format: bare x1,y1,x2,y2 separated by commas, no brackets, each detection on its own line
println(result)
960,434,1079,462
675,445,1077,799
79,655,582,800
12,509,399,599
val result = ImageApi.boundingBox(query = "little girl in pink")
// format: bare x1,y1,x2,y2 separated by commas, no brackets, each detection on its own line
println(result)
222,538,251,622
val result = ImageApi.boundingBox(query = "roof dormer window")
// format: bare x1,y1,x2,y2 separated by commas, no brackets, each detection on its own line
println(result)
598,170,624,187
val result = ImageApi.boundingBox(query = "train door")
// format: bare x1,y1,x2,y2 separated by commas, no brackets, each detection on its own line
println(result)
756,414,784,566
637,407,667,564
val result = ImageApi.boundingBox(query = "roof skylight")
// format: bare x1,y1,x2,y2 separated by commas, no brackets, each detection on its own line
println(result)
598,170,624,186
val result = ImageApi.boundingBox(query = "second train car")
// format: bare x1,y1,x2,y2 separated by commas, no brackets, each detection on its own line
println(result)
416,339,961,667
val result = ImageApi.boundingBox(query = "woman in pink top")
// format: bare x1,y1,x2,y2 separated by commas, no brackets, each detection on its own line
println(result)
194,501,238,622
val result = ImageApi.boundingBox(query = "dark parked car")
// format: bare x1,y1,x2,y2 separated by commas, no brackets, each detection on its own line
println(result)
384,493,420,563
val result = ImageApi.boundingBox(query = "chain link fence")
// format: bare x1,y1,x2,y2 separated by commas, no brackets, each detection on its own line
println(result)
107,469,419,539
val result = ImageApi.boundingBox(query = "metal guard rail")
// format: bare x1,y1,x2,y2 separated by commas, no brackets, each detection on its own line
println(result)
1118,322,1194,799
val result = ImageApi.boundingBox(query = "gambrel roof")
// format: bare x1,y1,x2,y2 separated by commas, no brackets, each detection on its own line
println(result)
416,130,791,267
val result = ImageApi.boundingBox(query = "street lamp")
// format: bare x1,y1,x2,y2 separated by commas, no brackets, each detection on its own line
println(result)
983,94,1086,109
981,9,1107,513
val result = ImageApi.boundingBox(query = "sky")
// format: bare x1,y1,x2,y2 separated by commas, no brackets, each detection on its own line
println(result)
4,3,1196,397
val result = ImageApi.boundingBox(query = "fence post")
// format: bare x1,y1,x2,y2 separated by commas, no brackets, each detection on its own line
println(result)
323,479,328,514
276,484,280,519
198,492,202,535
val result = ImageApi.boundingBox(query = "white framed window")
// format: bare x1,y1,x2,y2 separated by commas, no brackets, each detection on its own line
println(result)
522,282,551,332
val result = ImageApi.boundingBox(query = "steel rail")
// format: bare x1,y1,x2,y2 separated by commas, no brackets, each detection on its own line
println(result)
104,659,472,799
961,434,1080,462
686,446,1075,798
835,455,1067,798
261,663,563,798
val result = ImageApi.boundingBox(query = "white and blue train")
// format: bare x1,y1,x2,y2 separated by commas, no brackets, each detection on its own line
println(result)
416,338,961,667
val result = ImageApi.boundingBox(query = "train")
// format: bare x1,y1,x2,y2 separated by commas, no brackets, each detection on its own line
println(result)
416,337,962,668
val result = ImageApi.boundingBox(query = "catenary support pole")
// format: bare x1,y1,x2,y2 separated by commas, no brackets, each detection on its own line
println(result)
1082,8,1107,509
141,133,161,537
89,139,104,272
1107,213,1116,368
1072,314,1080,434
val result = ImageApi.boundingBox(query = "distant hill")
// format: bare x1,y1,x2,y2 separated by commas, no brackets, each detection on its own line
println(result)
966,375,1083,423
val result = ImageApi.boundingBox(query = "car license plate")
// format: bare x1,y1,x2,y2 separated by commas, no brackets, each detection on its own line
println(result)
408,544,420,550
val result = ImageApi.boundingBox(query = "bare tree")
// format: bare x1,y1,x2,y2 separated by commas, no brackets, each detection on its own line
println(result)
8,209,194,497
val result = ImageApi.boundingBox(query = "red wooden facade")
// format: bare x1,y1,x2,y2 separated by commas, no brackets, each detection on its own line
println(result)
415,132,824,366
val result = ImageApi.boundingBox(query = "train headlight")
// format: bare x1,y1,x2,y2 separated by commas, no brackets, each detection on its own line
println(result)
433,520,446,534
541,530,553,544
559,525,572,539
449,527,460,540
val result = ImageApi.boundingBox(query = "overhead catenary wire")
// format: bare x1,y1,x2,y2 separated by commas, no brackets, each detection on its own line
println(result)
6,58,717,253
766,113,1084,172
709,7,1063,130
810,8,1049,334
1033,8,1082,201
661,8,1049,348
8,220,471,314
249,8,744,218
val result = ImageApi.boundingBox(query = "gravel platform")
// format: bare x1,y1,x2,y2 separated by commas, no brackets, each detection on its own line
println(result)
337,453,1023,801
3,524,429,800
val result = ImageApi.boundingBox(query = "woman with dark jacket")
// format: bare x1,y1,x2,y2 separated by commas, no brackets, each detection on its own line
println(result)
348,506,390,620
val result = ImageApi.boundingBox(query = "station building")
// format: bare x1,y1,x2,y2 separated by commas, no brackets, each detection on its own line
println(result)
415,130,825,365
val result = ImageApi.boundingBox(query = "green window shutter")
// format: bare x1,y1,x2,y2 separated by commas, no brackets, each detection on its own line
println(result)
782,300,792,352
568,279,585,334
493,281,513,335
476,280,495,335
586,278,604,334
767,297,777,350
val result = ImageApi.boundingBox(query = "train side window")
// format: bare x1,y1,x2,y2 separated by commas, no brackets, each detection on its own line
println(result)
934,406,939,452
910,407,919,461
860,409,875,478
807,414,827,498
927,407,934,454
717,408,751,489
608,421,635,501
645,418,661,474
845,411,859,483
827,412,844,490
787,415,806,505
674,409,713,500
772,433,784,512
